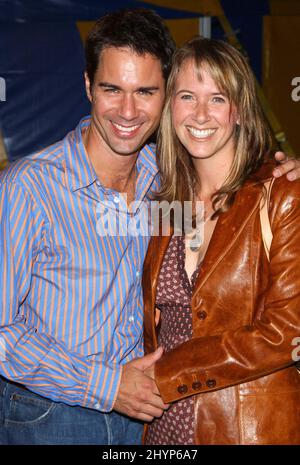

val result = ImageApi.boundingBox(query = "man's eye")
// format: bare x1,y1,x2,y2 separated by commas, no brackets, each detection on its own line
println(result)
138,90,153,96
104,88,119,93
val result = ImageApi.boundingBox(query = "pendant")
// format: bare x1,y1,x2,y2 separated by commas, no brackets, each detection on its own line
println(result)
189,233,203,252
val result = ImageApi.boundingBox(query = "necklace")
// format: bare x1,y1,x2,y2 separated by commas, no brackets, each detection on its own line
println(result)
186,186,216,252
187,190,214,252
188,231,203,253
188,213,213,252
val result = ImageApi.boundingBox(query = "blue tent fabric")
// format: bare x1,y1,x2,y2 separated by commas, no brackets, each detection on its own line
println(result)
0,22,90,161
0,2,199,161
0,0,198,21
0,0,270,161
218,0,270,88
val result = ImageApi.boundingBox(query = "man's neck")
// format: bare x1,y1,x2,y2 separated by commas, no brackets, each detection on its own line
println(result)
83,125,138,198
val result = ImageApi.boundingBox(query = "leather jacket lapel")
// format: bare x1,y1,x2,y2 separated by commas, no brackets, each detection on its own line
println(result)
192,182,263,298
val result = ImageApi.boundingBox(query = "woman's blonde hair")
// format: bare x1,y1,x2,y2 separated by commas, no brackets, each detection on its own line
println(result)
157,36,274,214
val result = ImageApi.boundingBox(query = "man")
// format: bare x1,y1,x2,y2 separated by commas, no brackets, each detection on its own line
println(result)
0,9,299,445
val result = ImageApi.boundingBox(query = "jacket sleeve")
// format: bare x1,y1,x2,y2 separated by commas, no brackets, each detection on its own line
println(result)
154,178,300,403
0,179,122,412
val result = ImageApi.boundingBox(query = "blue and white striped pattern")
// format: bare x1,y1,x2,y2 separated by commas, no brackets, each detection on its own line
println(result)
0,116,159,412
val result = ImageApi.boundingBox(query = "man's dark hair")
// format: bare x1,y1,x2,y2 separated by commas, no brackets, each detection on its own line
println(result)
85,8,176,86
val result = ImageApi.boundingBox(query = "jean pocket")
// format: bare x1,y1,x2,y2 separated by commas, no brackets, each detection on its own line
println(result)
4,385,57,426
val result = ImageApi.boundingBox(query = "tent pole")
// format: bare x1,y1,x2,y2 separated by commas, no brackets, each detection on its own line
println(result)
0,130,8,171
199,16,211,38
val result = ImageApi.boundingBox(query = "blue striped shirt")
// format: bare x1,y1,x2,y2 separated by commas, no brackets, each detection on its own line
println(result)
0,116,159,412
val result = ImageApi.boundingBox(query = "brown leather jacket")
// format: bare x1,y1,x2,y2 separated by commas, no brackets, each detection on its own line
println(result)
143,165,300,444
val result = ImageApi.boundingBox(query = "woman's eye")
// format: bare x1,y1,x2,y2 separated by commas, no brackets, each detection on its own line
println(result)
180,94,193,100
212,96,226,103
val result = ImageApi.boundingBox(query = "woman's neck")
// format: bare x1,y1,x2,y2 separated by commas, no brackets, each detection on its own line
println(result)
193,150,234,201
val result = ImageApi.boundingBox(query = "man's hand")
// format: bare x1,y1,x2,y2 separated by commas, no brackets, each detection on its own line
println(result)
114,347,170,422
273,151,300,181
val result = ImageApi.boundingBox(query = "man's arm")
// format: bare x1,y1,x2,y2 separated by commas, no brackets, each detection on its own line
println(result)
0,178,169,419
273,151,300,180
0,179,120,412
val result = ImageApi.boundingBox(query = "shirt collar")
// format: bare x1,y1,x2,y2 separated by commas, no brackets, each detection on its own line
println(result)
64,116,97,192
136,142,158,177
64,116,158,192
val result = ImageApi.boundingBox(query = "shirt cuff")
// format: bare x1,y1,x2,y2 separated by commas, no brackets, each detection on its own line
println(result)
84,359,123,412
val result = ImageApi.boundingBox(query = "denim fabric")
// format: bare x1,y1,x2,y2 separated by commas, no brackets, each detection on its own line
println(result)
0,377,143,445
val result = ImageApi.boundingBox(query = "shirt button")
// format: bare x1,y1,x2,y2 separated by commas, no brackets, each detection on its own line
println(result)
197,310,207,320
136,270,140,277
113,196,120,204
94,402,101,410
206,379,217,388
177,384,188,394
128,315,135,322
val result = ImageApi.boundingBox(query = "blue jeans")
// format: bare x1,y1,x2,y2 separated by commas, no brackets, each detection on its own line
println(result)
0,377,143,445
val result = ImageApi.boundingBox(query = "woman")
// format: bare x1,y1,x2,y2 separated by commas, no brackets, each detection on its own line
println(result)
143,37,300,445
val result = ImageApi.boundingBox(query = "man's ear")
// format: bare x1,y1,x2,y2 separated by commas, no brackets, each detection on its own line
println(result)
84,71,92,102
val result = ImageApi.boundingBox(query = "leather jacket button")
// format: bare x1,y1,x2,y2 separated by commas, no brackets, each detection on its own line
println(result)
206,379,216,388
177,384,188,394
192,381,202,390
197,310,207,320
